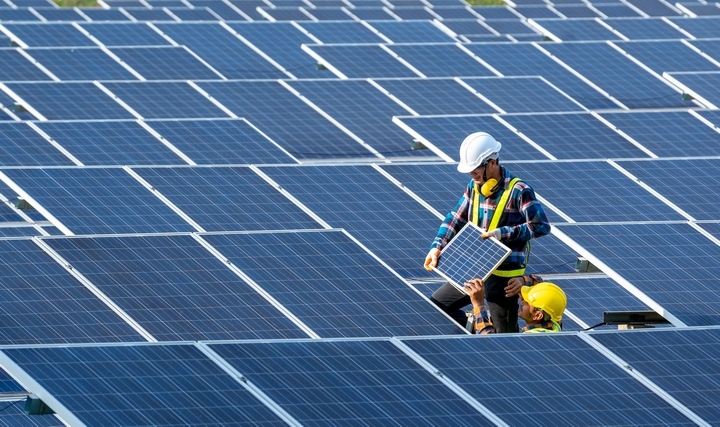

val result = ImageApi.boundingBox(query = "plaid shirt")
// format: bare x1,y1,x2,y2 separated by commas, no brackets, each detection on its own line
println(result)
431,167,550,272
471,305,561,334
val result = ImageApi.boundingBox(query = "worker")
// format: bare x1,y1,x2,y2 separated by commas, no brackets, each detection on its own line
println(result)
424,132,551,333
464,275,566,333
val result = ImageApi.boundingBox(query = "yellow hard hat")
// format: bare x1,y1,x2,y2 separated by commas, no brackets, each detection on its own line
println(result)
520,282,567,322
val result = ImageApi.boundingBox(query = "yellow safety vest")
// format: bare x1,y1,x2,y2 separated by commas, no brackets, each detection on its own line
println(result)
471,177,527,278
524,321,561,333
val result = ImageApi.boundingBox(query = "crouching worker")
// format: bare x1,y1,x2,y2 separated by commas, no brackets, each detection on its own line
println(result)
464,277,566,334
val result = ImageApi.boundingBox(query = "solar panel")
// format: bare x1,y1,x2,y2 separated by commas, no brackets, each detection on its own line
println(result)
0,401,67,426
432,7,482,19
483,19,537,34
190,0,248,20
122,7,175,21
143,118,298,164
202,230,459,336
542,42,691,109
257,6,313,21
510,160,685,222
434,222,512,290
591,327,720,423
388,7,437,19
367,21,456,42
438,19,494,36
394,114,550,161
286,79,433,157
460,76,585,113
497,112,649,159
377,162,468,213
617,158,720,221
0,122,75,166
4,82,135,120
154,23,287,79
132,166,321,231
472,7,520,19
687,39,720,65
209,339,489,424
33,120,185,165
512,5,561,18
1,23,94,47
0,49,54,82
385,43,497,77
464,42,619,110
675,3,720,16
77,8,132,21
624,0,680,16
33,7,84,22
0,344,288,426
402,334,694,425
531,18,621,41
615,40,719,74
552,4,602,18
345,7,394,19
665,71,720,108
109,46,221,79
599,110,720,157
80,22,171,46
44,234,309,340
198,80,379,159
166,7,219,21
297,21,386,43
559,222,720,327
259,165,443,279
0,9,42,22
2,167,197,235
667,16,720,38
100,81,228,119
227,22,322,79
592,4,643,17
26,47,138,81
370,78,496,115
0,238,144,344
227,0,268,20
603,18,687,40
304,44,420,78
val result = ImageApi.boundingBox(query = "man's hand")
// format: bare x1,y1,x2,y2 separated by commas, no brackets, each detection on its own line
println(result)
424,248,441,271
481,229,501,240
505,276,525,297
464,279,485,307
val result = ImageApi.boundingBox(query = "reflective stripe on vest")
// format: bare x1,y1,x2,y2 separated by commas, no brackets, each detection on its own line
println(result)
524,321,561,333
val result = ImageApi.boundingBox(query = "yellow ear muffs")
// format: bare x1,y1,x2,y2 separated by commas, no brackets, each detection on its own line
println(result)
480,178,498,197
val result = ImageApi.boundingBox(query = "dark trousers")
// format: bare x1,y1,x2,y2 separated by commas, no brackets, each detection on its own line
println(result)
430,275,520,333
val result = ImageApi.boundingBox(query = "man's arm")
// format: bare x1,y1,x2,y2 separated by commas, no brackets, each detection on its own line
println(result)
498,184,551,243
464,279,496,334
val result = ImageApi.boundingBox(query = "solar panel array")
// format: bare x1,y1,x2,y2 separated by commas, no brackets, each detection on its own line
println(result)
1,0,719,424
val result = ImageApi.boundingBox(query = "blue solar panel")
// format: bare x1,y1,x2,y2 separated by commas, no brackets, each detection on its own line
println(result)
403,334,693,425
465,43,619,110
1,344,287,426
432,7,481,19
0,181,46,222
190,0,248,20
593,4,643,17
27,47,138,81
617,158,720,221
372,78,496,114
542,42,691,109
0,49,54,81
484,19,538,34
0,226,51,237
33,7,84,21
460,76,585,113
378,163,468,213
553,4,602,18
80,22,171,46
122,7,175,21
133,166,321,231
699,222,720,241
4,82,135,120
0,200,25,221
144,118,298,164
346,7,394,19
389,7,436,19
599,110,720,157
624,0,680,16
509,160,685,222
0,239,144,344
202,230,459,336
165,7,219,20
77,8,132,21
394,115,550,161
154,23,286,79
532,18,621,41
439,19,495,36
210,340,489,424
259,165,443,279
287,79,433,157
257,6,313,21
304,7,356,20
0,401,68,426
367,21,456,42
0,9,41,22
666,71,720,107
305,44,420,78
435,222,511,288
227,0,268,20
385,43,496,77
3,167,197,235
688,39,720,65
1,23,94,47
501,112,652,159
560,222,720,327
227,22,322,79
109,46,221,79
512,5,561,18
604,18,687,40
45,234,309,340
676,3,720,16
34,120,185,165
101,81,228,119
472,7,520,19
198,80,380,159
297,21,385,43
592,328,720,423
615,40,719,74
0,122,75,166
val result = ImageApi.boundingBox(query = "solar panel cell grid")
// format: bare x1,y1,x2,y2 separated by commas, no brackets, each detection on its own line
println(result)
122,7,176,21
33,8,84,21
386,43,497,77
110,46,221,80
367,21,456,42
2,23,94,47
306,44,419,78
604,18,687,40
615,40,719,74
81,22,172,46
373,78,496,115
531,18,621,41
27,48,138,81
460,76,585,113
303,8,356,20
0,122,76,166
298,21,386,43
0,9,42,22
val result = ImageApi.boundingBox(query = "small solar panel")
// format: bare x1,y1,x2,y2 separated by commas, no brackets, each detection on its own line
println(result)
109,46,221,80
605,18,687,40
297,21,386,43
122,7,175,21
615,40,719,74
532,18,621,41
305,44,420,78
0,8,42,22
624,0,679,16
0,122,75,166
386,43,497,77
373,78,496,115
2,23,94,47
367,21,456,42
460,76,585,113
77,8,132,21
27,47,138,81
80,22,171,46
33,7,84,22
434,222,511,291
0,49,54,82
669,16,720,38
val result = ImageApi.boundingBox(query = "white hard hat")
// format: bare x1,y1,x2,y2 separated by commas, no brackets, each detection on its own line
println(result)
457,132,502,173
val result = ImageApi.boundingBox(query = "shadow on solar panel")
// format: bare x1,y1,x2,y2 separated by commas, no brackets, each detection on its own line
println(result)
434,222,511,292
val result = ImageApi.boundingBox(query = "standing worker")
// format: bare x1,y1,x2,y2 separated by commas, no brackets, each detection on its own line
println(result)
424,132,551,333
464,277,566,333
